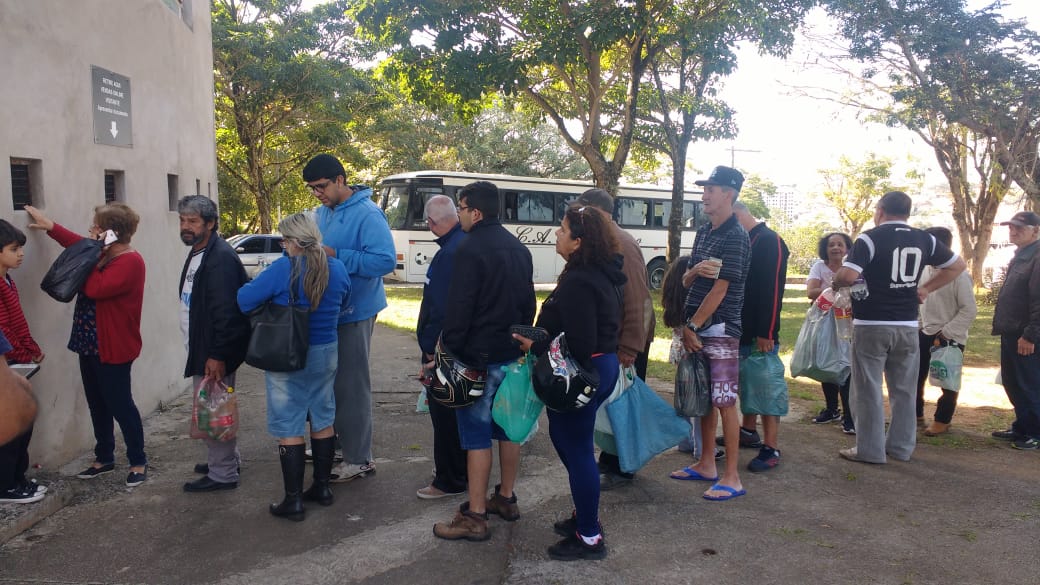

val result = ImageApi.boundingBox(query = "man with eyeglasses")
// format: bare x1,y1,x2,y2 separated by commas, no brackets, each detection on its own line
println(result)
433,181,535,542
991,211,1040,451
301,154,395,482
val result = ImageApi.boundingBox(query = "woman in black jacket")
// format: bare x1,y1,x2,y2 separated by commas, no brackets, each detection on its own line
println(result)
515,205,624,561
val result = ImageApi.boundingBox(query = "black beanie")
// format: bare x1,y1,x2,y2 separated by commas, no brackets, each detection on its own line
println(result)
302,154,346,182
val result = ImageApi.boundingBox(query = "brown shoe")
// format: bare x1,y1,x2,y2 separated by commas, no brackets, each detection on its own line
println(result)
923,421,950,436
433,505,490,541
486,483,520,521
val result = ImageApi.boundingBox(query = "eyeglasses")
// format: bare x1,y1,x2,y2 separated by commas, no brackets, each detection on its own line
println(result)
307,180,333,194
458,206,472,213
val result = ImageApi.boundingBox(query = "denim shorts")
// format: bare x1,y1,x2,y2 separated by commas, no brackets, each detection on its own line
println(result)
265,341,337,438
454,360,510,450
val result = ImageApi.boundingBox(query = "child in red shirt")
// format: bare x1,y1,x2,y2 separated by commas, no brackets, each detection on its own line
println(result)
0,219,46,504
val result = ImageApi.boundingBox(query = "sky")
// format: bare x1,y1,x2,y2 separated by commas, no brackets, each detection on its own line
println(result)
685,1,1040,204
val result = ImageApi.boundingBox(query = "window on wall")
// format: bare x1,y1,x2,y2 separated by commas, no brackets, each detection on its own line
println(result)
10,158,40,211
104,170,124,203
168,174,179,211
160,0,193,29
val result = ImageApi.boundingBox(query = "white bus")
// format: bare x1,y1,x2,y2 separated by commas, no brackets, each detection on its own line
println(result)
377,171,704,289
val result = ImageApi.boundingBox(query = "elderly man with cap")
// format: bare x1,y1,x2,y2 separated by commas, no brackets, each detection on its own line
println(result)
302,154,396,481
667,165,751,501
991,211,1040,451
575,188,655,490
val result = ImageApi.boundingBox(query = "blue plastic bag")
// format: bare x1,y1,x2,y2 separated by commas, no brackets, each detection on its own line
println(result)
492,356,544,443
606,377,692,474
739,351,789,416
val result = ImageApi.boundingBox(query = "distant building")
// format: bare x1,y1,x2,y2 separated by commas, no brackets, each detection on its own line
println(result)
766,186,797,226
0,0,216,465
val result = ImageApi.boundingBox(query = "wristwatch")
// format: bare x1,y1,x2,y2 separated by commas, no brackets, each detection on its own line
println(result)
685,320,702,334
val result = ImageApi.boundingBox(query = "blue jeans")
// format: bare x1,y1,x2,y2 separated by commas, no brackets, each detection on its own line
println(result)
78,356,147,467
1001,334,1040,439
266,341,338,438
454,361,510,450
547,353,619,537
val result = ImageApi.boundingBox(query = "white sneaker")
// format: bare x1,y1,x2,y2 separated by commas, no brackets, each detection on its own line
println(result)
330,461,375,483
0,484,45,504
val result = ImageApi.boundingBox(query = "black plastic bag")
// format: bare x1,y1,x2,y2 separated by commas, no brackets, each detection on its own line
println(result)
674,351,711,418
40,238,103,303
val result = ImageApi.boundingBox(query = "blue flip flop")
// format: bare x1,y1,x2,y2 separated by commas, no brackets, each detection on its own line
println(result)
703,483,747,501
669,466,719,482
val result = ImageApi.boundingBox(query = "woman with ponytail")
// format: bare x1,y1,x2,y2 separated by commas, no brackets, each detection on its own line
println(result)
238,213,350,521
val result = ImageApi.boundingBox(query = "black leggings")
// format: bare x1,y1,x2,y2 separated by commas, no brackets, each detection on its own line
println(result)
821,380,851,419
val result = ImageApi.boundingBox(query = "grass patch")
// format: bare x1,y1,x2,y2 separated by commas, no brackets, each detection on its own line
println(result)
918,433,976,449
958,529,978,543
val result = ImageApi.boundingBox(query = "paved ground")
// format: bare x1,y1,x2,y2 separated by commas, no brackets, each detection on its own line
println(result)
1,324,1038,585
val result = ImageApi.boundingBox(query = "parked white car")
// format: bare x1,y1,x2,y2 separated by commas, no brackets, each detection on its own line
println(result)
226,233,283,279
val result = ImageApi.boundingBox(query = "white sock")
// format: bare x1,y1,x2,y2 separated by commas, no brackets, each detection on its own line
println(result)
580,533,603,546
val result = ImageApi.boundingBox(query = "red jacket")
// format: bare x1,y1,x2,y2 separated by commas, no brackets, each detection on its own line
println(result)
0,275,41,363
49,223,145,364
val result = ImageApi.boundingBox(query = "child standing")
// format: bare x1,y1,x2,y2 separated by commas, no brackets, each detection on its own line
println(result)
0,219,46,503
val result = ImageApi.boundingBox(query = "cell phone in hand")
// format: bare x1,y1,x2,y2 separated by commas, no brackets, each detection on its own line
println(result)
9,363,40,379
102,229,118,245
509,325,549,344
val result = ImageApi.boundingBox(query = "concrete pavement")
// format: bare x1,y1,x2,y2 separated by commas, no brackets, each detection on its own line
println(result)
1,324,1039,584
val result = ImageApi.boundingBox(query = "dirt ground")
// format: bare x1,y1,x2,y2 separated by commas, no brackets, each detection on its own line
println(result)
0,325,1037,585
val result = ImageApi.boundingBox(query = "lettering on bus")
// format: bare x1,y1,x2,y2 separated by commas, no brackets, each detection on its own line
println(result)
514,226,554,244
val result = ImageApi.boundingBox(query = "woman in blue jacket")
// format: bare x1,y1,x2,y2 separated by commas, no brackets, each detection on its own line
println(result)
238,213,350,521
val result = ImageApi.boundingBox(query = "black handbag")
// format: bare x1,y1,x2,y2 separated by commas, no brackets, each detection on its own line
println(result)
674,351,712,418
244,257,310,372
40,238,104,302
428,337,487,408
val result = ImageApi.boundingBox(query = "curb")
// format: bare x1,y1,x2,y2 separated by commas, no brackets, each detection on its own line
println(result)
0,479,75,546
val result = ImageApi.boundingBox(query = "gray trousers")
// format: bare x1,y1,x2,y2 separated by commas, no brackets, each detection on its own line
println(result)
194,374,241,483
333,318,375,465
850,325,919,463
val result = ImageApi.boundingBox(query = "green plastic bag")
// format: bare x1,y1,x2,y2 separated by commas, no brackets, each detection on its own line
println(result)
739,351,789,416
492,355,544,443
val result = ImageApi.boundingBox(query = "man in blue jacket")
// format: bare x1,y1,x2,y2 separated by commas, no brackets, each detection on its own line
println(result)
416,195,468,499
302,154,396,482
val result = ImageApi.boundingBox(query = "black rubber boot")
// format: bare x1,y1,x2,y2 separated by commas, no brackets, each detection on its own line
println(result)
302,436,335,506
270,444,305,521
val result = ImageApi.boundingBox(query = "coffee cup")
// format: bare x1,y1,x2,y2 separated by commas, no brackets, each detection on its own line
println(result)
705,257,723,278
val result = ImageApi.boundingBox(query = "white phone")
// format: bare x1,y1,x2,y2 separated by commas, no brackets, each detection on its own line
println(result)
9,363,40,379
103,229,118,245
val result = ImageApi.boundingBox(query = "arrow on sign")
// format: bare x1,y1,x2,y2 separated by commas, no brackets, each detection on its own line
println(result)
110,121,119,138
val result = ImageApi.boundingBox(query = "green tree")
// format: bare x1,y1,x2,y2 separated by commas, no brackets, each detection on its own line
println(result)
739,174,775,220
776,217,833,275
631,0,811,261
818,0,1033,284
354,0,675,195
818,153,920,239
213,0,378,233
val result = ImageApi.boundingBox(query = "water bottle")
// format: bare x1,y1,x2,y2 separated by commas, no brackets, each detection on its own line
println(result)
850,278,869,301
833,288,853,341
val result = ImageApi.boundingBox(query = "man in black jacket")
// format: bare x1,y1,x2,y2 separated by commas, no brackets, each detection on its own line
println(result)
433,181,536,542
176,196,251,492
992,211,1040,450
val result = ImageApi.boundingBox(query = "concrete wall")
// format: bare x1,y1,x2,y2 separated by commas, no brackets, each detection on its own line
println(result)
0,1,215,466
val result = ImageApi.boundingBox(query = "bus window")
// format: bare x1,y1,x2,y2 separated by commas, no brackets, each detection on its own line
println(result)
503,191,518,222
555,192,581,221
616,198,649,227
383,185,445,230
383,185,409,229
512,191,556,223
654,201,699,229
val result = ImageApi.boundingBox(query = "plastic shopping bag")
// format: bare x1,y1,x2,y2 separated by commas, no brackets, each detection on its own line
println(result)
607,377,692,474
790,305,850,385
190,378,239,442
492,355,544,443
739,351,789,416
928,344,964,392
40,238,103,303
593,366,633,456
674,351,712,418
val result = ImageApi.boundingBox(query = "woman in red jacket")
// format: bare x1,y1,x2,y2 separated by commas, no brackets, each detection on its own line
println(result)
26,204,148,487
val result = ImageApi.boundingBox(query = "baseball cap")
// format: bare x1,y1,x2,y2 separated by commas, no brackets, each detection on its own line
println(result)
1000,211,1040,227
694,166,744,192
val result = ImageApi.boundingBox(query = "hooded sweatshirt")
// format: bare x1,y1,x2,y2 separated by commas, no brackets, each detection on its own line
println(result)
534,258,627,369
314,186,396,323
